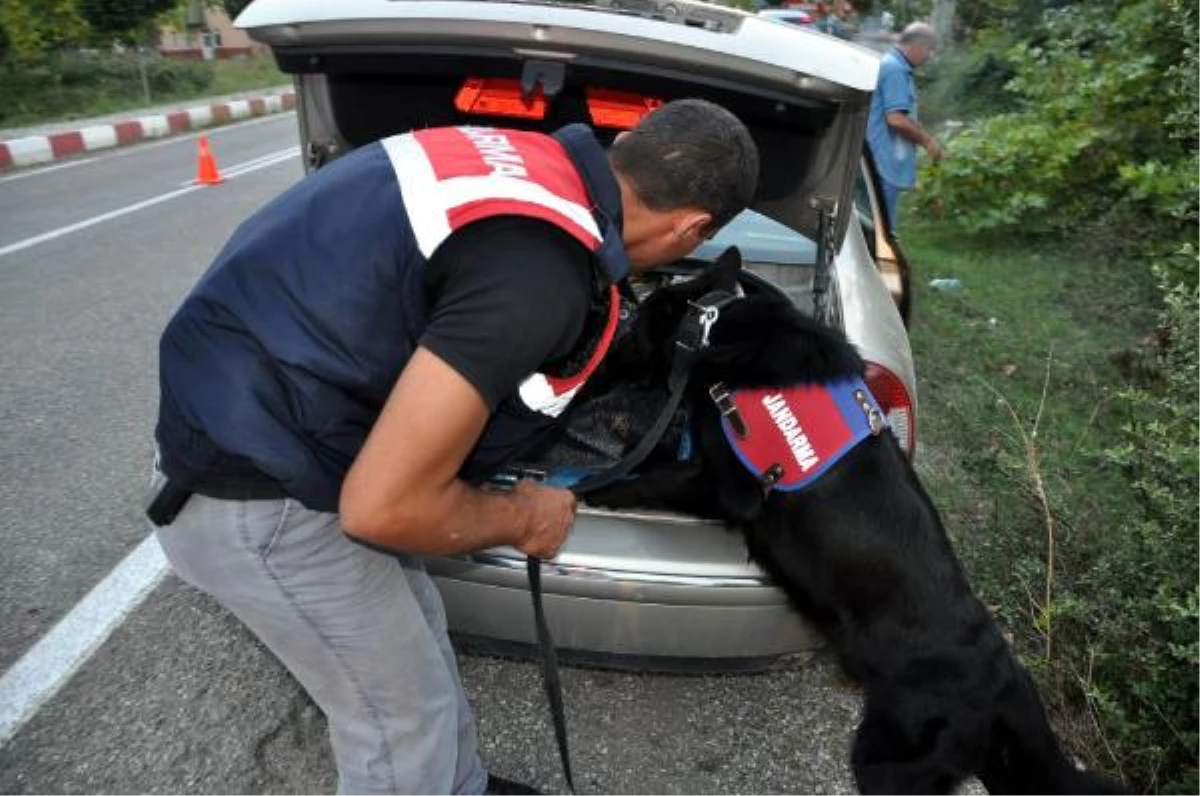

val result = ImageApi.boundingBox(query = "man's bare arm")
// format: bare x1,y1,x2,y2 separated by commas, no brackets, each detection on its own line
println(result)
886,110,946,161
339,346,575,558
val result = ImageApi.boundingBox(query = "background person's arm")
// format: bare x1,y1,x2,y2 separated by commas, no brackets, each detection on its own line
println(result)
339,345,575,559
885,110,946,161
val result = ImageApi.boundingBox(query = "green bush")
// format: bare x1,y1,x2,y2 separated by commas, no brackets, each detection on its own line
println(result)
919,31,1020,125
1095,274,1199,794
916,0,1198,253
0,51,212,126
56,51,213,95
907,1,1198,790
0,50,287,128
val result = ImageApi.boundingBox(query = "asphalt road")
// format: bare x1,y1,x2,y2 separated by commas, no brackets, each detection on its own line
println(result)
0,114,874,794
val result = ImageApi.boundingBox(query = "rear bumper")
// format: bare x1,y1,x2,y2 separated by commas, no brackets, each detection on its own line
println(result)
427,507,824,671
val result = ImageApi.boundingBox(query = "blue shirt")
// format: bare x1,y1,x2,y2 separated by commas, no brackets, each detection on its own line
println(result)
866,48,918,189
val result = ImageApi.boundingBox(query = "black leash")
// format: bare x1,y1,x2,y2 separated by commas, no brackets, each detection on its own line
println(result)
525,555,576,793
524,289,737,794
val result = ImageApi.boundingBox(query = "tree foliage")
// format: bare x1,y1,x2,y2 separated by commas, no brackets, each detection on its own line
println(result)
0,0,88,60
918,0,1198,265
76,0,176,44
217,0,252,21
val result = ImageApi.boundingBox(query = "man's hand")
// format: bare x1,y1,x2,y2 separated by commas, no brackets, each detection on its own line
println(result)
925,137,947,162
886,111,947,163
510,479,577,559
341,346,574,557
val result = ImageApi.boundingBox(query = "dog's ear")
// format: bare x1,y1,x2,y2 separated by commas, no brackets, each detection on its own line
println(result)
706,246,743,294
659,245,743,303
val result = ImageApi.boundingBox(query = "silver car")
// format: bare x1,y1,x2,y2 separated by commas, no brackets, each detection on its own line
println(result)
237,0,916,671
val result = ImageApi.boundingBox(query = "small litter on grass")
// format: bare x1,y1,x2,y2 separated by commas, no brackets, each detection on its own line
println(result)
929,278,962,292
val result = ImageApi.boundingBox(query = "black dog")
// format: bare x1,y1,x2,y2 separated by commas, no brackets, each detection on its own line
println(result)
576,248,1124,795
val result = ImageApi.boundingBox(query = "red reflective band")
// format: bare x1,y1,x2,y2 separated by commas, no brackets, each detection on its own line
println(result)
585,88,663,129
454,78,547,120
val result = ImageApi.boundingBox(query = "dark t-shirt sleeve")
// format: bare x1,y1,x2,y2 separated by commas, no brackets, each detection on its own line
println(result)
419,216,595,411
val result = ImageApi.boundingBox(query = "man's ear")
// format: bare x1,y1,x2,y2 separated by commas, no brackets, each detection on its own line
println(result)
682,211,714,242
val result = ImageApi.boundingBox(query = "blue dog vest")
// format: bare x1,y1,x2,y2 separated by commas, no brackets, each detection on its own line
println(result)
716,377,888,492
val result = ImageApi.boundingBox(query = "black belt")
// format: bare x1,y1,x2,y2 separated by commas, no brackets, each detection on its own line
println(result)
144,472,288,526
189,478,289,501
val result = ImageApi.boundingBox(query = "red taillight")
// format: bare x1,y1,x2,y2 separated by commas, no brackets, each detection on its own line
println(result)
864,362,917,457
585,88,663,129
454,78,547,120
452,80,662,128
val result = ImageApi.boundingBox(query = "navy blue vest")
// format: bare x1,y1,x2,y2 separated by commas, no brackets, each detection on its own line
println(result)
157,125,630,511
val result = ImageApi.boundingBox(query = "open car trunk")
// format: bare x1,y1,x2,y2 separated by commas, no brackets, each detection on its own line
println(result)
236,0,904,667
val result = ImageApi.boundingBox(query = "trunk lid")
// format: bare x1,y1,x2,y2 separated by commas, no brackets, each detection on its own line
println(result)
236,0,881,246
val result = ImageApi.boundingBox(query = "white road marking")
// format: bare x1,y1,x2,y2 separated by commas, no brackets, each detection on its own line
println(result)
0,146,298,260
0,133,298,746
178,148,296,186
0,534,169,746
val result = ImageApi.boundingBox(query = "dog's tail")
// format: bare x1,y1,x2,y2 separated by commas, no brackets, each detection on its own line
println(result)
979,665,1128,794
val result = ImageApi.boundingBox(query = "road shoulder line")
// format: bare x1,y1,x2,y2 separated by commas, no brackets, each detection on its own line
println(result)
0,534,169,746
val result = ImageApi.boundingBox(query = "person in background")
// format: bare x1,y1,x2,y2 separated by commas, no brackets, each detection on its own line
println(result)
865,21,947,234
816,0,855,39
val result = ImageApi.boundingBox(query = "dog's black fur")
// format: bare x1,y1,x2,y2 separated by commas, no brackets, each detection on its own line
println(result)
578,248,1125,795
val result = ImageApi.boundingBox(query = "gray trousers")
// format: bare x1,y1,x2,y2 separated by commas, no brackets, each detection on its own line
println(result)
156,494,488,795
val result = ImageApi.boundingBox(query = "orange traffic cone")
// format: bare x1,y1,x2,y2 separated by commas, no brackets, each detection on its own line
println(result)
195,135,224,185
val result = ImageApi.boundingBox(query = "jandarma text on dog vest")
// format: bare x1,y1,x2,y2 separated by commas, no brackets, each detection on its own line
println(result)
461,127,529,177
762,393,820,471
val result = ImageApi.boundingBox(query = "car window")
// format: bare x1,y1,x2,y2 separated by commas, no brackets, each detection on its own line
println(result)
694,211,817,266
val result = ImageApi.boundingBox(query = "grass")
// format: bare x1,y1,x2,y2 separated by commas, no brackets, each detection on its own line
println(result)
900,218,1196,790
202,55,290,97
0,54,288,130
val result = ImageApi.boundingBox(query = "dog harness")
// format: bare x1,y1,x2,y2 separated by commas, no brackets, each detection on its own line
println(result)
712,377,888,492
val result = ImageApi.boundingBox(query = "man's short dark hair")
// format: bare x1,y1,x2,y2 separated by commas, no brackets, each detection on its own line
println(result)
610,98,759,231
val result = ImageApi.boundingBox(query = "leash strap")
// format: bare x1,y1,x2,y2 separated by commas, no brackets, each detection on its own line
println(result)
567,363,692,496
526,556,576,794
522,287,737,795
521,362,689,796
567,288,733,496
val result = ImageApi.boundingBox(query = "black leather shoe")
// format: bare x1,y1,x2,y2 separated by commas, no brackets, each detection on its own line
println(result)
484,773,541,794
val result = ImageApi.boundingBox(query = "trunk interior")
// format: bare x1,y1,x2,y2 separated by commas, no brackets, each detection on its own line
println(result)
503,268,804,507
281,50,865,241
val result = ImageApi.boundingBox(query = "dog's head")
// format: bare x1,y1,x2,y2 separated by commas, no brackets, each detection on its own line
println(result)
617,246,866,390
598,246,745,385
